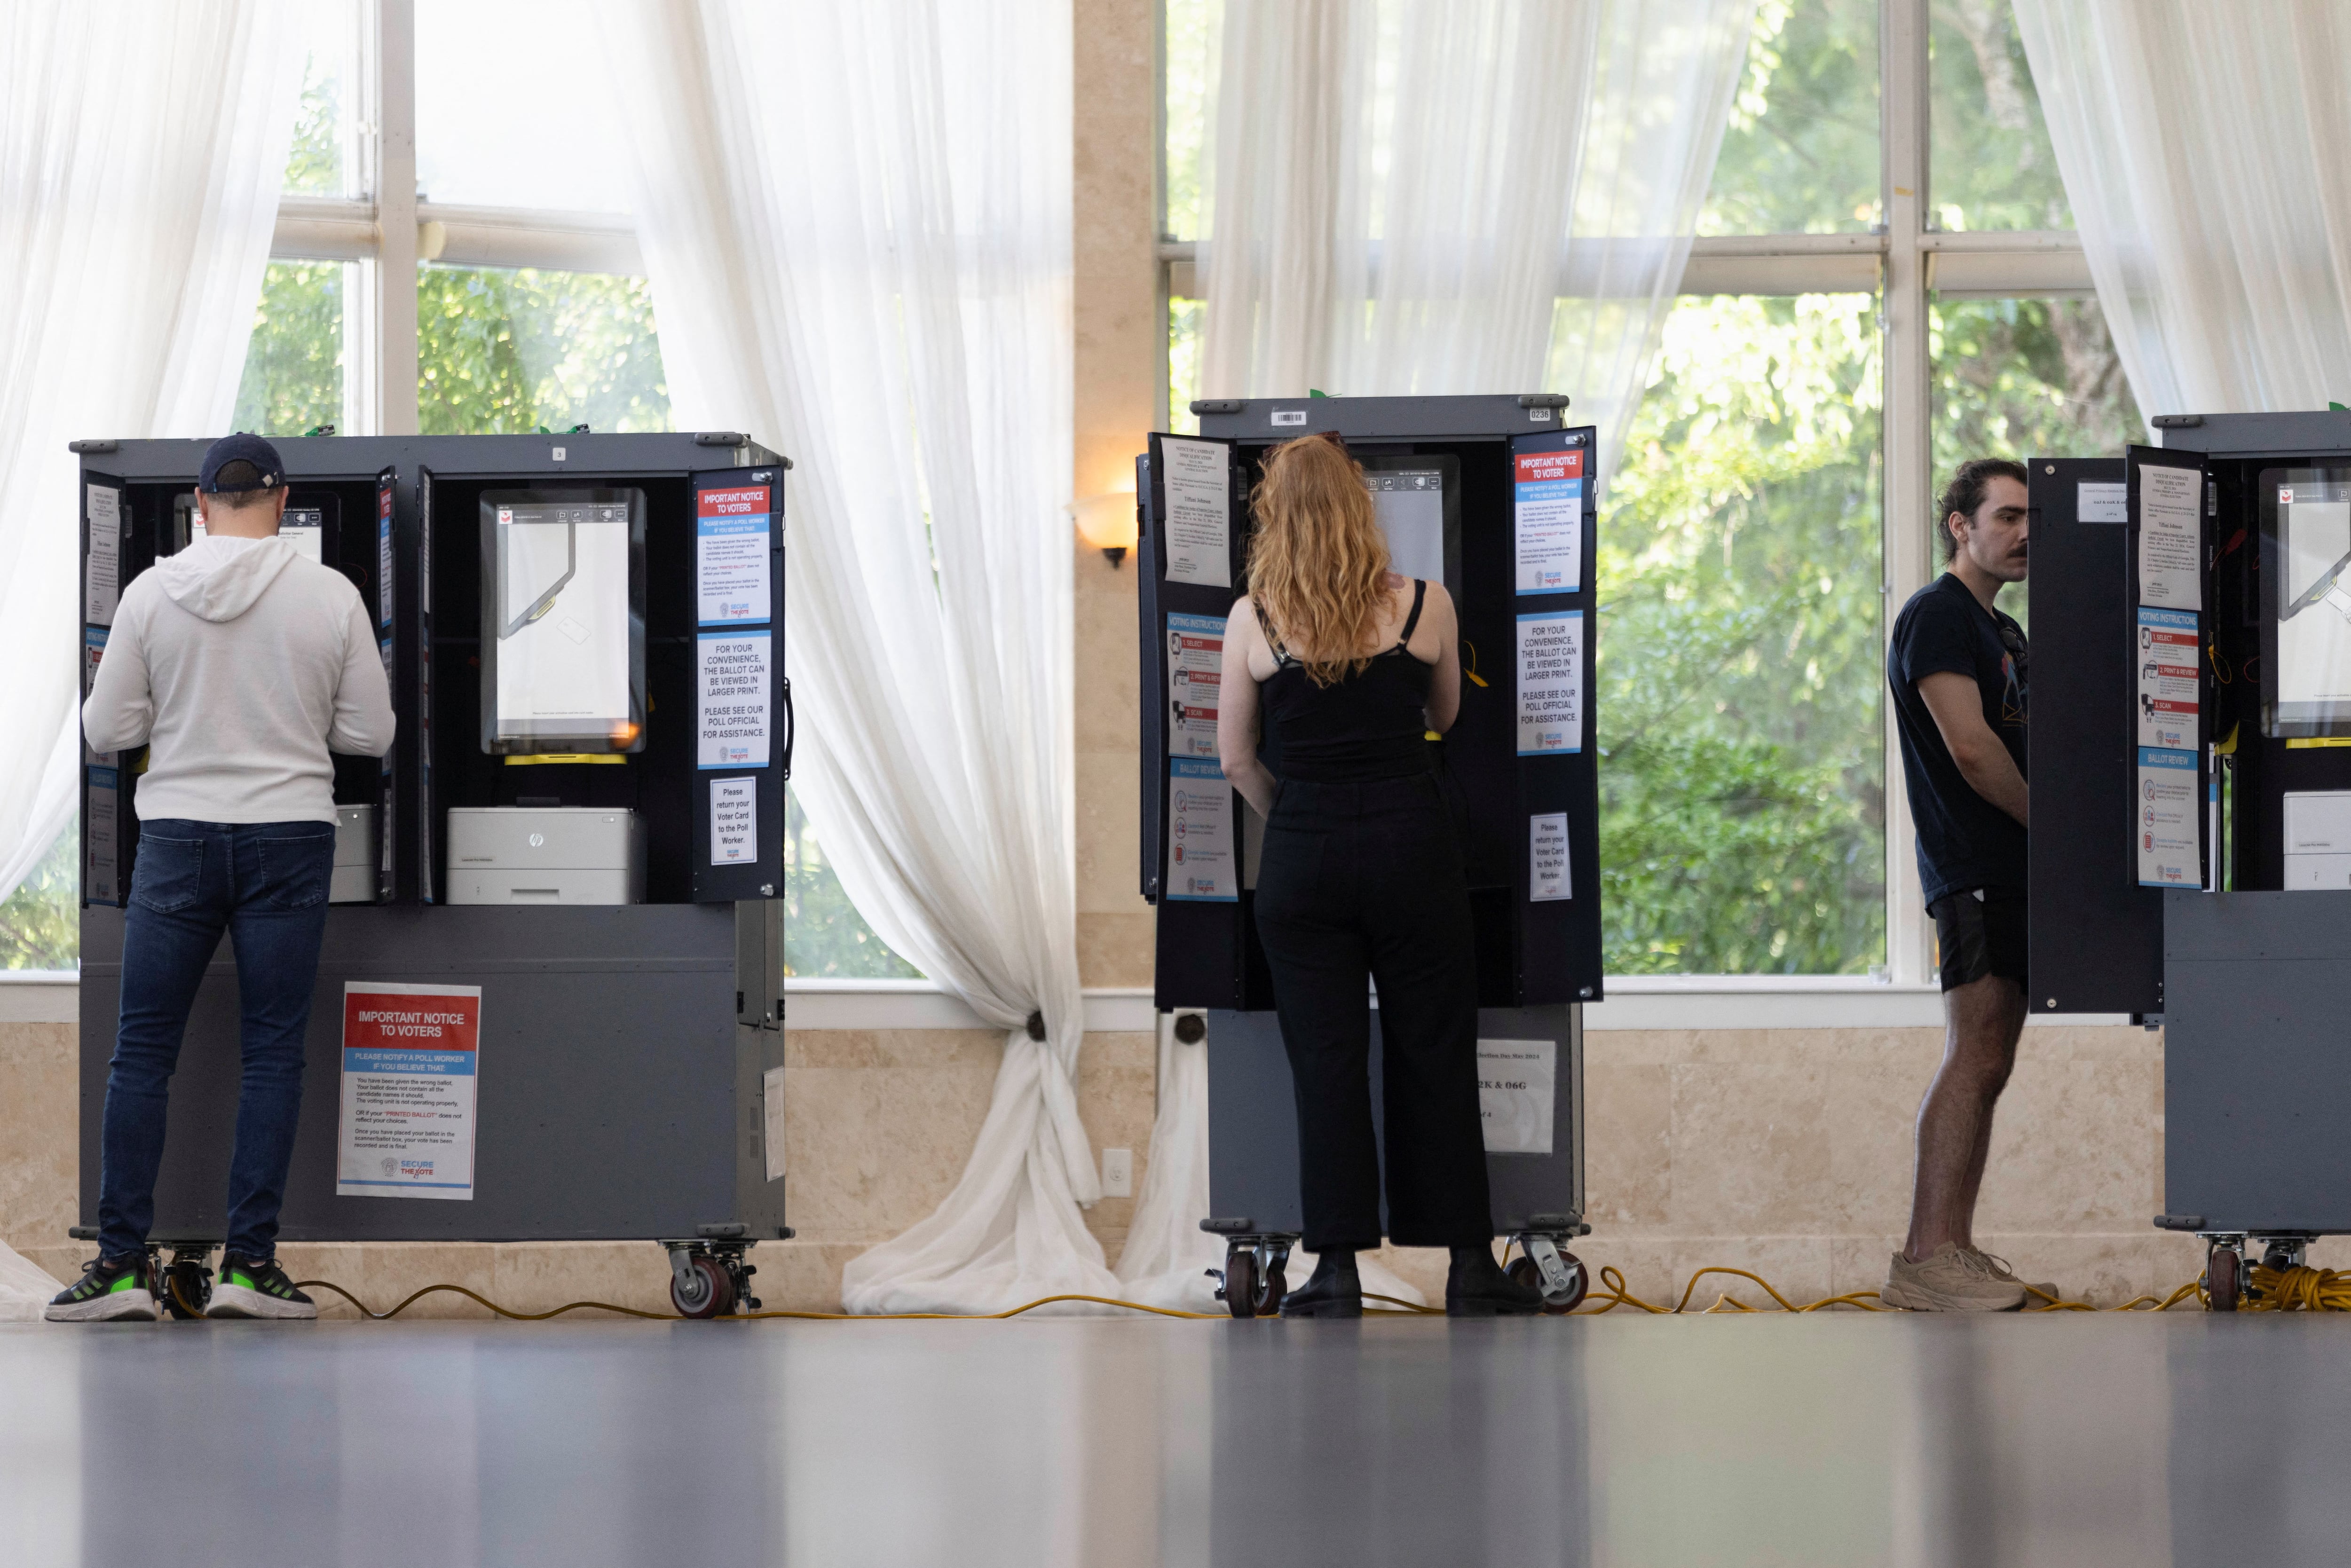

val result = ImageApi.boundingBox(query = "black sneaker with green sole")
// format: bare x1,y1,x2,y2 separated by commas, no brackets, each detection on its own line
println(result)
207,1253,317,1320
45,1253,158,1323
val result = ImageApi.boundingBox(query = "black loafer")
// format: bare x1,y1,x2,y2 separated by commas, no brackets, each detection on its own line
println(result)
1446,1250,1545,1317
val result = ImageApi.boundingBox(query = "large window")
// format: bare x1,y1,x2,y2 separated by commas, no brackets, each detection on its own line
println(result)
5,2,915,979
1602,293,1885,974
1159,0,2133,981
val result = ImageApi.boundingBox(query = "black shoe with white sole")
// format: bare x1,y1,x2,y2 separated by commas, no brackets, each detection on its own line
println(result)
45,1252,159,1323
207,1253,317,1320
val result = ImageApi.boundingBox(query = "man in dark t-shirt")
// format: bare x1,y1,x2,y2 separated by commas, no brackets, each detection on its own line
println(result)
1879,458,2057,1312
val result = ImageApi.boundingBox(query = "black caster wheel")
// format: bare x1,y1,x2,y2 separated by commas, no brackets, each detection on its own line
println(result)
2207,1248,2241,1313
671,1255,736,1319
1223,1247,1259,1320
1255,1258,1287,1317
161,1261,213,1319
1508,1252,1590,1315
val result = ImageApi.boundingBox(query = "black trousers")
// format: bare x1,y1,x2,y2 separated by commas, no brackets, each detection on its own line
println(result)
1252,771,1492,1252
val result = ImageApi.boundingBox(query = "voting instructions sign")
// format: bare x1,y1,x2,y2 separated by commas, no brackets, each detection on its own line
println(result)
697,483,773,626
1513,449,1583,594
337,983,482,1200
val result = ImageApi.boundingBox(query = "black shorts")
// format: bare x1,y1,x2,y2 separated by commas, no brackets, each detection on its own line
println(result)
1929,887,2027,993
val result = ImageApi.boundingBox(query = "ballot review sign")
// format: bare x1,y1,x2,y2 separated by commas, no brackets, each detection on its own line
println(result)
337,982,482,1200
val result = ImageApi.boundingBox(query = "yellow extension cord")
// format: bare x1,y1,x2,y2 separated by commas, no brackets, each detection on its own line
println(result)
201,1255,2351,1324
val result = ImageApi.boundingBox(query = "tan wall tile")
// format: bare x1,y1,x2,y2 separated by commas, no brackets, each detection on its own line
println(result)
1078,912,1156,988
1076,749,1148,916
0,1021,77,1252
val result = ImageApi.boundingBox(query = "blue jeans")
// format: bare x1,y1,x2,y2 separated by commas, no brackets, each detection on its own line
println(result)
99,818,338,1261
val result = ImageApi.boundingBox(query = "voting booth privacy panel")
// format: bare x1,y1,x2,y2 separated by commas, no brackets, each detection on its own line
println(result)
1138,394,1598,1314
74,433,792,1309
2030,412,2351,1304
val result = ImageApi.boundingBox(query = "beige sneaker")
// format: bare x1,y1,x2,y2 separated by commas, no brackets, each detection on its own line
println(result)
1881,1243,2027,1311
1966,1248,2061,1306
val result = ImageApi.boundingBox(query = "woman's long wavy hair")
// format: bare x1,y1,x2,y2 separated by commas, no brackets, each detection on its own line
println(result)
1247,434,1389,687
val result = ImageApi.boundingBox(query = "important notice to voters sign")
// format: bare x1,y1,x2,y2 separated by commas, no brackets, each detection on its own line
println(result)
337,982,482,1200
1513,448,1583,594
697,484,773,625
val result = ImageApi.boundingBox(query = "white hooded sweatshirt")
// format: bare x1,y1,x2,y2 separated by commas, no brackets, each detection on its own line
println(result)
81,535,395,825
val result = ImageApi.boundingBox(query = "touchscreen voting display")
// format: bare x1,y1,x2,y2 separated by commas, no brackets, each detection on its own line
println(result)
1357,457,1460,599
2271,473,2351,736
1365,470,1445,582
481,488,646,752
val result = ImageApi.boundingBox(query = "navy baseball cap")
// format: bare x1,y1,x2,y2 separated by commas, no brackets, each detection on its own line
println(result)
197,433,286,493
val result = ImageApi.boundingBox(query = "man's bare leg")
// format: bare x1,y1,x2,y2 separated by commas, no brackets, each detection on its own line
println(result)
1904,974,2026,1261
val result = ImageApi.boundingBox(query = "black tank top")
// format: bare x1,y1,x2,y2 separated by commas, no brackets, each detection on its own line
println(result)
1262,579,1437,783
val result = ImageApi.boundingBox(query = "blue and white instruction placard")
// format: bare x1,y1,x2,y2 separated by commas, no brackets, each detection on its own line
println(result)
2136,747,2199,887
1513,448,1583,594
2136,607,2199,750
1166,758,1237,901
1516,611,1585,755
337,982,481,1200
697,630,772,769
696,483,773,625
1166,612,1226,758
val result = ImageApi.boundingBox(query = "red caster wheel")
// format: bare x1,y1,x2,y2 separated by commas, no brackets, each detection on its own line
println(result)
1509,1251,1591,1314
670,1254,736,1319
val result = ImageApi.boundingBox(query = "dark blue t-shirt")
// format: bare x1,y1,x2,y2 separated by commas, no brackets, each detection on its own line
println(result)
1888,574,2028,905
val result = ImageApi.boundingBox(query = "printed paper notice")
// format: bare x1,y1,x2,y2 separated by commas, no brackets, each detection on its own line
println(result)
763,1065,787,1182
1166,758,1237,901
697,630,771,769
2137,747,2199,887
378,486,394,628
1530,812,1570,901
1160,437,1231,587
711,776,757,865
2079,482,2126,523
2136,607,2199,750
697,484,773,625
1514,449,1583,593
86,484,120,626
2138,465,2202,611
1477,1039,1555,1155
337,982,482,1200
86,766,118,905
1167,612,1225,757
1516,611,1585,755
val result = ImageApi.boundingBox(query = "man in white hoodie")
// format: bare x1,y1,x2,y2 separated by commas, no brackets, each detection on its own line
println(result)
47,435,395,1323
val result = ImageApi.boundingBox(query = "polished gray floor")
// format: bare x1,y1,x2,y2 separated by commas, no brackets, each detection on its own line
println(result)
3,1312,2348,1566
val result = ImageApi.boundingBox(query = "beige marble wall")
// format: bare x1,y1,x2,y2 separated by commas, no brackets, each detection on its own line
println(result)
11,1012,2320,1314
1072,0,1157,989
0,1024,1159,1317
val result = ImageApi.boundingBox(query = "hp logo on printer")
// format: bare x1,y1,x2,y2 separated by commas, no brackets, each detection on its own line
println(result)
529,833,545,848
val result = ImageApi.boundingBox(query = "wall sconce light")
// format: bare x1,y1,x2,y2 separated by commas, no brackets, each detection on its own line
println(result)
1071,487,1140,567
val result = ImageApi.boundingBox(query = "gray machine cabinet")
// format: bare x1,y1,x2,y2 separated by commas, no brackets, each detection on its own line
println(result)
72,432,792,1256
1203,1006,1585,1236
79,904,787,1243
2163,889,2351,1234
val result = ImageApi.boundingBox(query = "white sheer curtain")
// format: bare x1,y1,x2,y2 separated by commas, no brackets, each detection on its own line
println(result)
0,0,300,1311
1197,0,1752,483
1122,0,1749,1308
595,0,1102,1314
2014,0,2351,422
0,1,302,915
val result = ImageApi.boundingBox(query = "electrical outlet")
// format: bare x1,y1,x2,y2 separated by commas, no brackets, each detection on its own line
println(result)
1100,1148,1133,1198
